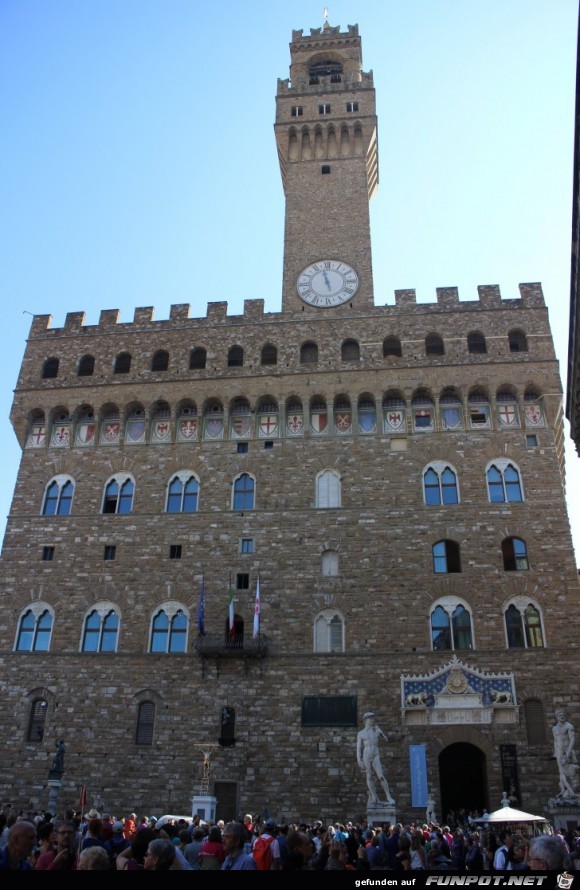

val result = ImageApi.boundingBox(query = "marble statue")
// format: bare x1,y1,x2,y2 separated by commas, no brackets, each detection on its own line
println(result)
356,712,395,805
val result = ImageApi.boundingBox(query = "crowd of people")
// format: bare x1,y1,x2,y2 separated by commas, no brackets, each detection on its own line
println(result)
0,805,578,871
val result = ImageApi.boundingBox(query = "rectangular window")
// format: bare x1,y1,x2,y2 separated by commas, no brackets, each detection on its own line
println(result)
237,442,248,454
104,545,116,561
240,538,254,554
264,440,274,449
318,104,331,115
526,435,538,448
291,106,303,117
346,101,359,112
321,165,331,175
169,545,182,560
236,573,249,590
42,546,55,562
302,695,357,726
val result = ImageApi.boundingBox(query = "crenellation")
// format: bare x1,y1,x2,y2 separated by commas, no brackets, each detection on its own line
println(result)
477,284,502,308
29,314,52,335
519,282,546,307
63,312,86,331
206,301,228,321
243,299,265,319
169,303,190,321
133,306,155,323
395,288,417,307
436,286,460,307
98,309,121,326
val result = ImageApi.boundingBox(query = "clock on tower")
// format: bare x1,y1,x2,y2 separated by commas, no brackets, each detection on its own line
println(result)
275,21,378,315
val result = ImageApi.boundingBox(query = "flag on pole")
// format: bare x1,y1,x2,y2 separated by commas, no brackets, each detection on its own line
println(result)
253,576,260,638
197,576,205,636
228,581,235,641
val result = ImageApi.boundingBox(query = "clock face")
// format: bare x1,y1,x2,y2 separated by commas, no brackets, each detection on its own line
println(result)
296,260,359,307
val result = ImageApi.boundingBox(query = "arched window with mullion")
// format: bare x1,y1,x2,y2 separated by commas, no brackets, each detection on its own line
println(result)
42,478,74,516
82,609,119,652
166,475,199,513
16,609,53,651
452,605,472,649
431,606,451,650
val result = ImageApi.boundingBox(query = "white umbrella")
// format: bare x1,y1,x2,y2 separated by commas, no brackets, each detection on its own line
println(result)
474,805,546,823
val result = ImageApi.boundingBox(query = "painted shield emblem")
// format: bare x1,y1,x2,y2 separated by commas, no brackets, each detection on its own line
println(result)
178,418,197,440
231,416,251,438
126,420,146,443
384,411,404,432
442,407,461,429
102,421,120,443
310,413,327,434
499,405,516,426
153,421,171,442
205,418,224,439
525,405,542,426
27,424,46,448
75,423,95,446
52,425,70,446
286,414,304,436
359,410,376,433
259,414,278,437
335,412,352,434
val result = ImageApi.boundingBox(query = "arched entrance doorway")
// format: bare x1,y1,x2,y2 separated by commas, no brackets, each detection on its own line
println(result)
438,742,487,821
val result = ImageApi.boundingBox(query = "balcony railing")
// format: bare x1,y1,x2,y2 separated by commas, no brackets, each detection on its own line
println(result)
194,634,268,658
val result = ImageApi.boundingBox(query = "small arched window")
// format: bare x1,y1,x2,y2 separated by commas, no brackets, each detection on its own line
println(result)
432,540,461,573
505,602,544,648
233,474,255,511
82,609,119,652
261,344,277,366
423,464,459,505
42,477,74,516
16,609,53,651
150,609,187,653
316,470,341,508
166,474,199,513
102,477,134,514
341,339,360,361
42,357,59,379
227,345,244,367
487,462,523,503
502,537,529,571
321,549,339,576
314,610,345,653
467,332,487,354
300,341,318,364
114,352,131,374
78,355,95,377
425,334,445,357
151,350,169,372
136,701,155,745
383,336,402,358
189,347,207,370
27,698,48,741
508,329,528,353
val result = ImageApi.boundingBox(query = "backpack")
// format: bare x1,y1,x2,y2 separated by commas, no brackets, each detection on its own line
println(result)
253,835,275,870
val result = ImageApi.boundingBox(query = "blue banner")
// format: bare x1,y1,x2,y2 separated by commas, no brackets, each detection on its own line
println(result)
409,743,428,808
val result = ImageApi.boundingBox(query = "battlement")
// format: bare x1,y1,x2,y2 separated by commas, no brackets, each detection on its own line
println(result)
27,283,546,338
291,24,359,43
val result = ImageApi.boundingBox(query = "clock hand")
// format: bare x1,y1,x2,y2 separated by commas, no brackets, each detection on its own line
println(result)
323,272,332,291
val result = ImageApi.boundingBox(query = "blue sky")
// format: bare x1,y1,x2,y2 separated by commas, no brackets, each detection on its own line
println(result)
1,0,579,561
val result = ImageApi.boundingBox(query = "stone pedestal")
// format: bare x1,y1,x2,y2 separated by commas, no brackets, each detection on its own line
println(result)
191,794,216,823
47,778,62,815
367,801,396,827
548,799,580,830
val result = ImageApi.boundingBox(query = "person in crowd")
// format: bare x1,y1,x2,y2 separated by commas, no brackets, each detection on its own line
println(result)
116,827,156,870
35,820,78,870
144,838,176,870
221,822,257,870
184,826,204,868
527,835,566,871
199,824,225,870
77,846,111,870
0,820,36,871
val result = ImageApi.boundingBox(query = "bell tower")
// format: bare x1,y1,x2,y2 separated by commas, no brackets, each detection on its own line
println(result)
275,21,378,315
